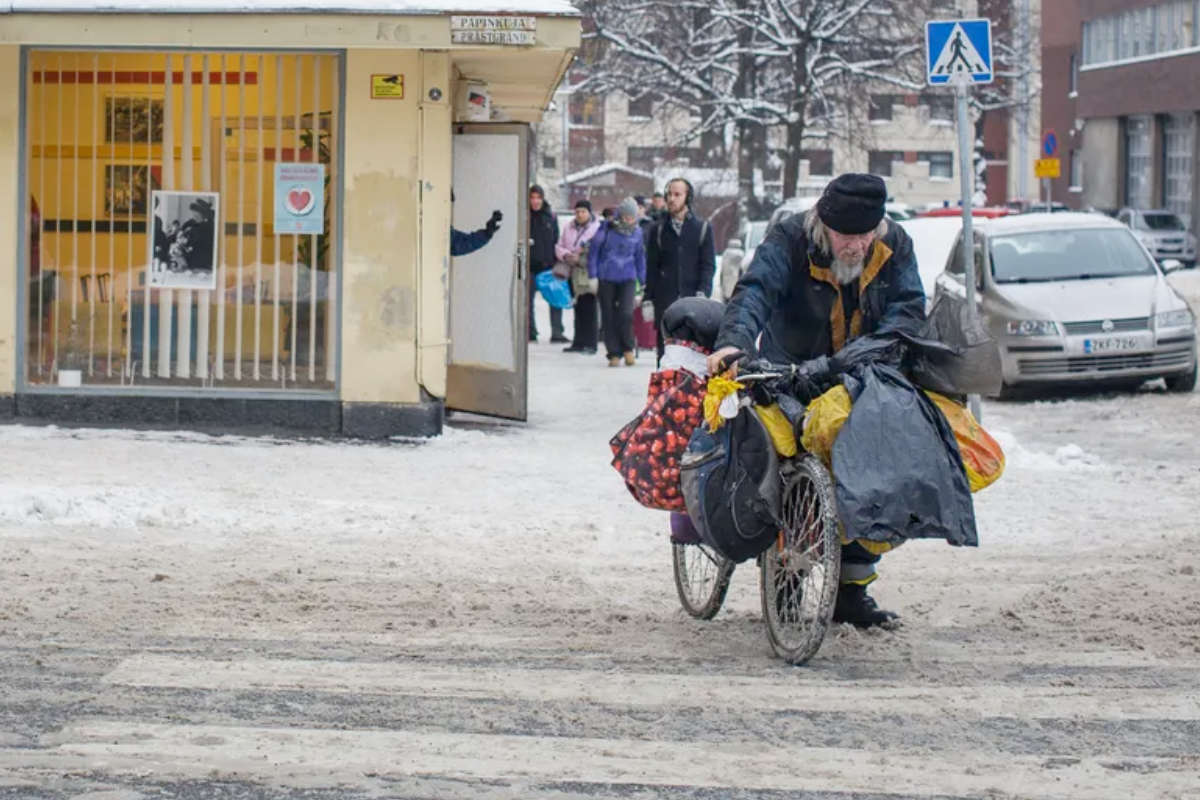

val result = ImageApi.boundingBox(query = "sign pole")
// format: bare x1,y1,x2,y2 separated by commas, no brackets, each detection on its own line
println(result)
954,76,983,420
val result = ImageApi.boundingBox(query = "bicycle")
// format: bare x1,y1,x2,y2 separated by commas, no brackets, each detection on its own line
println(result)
671,355,842,665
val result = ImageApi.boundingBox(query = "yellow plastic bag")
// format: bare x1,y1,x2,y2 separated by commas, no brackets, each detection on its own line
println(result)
926,392,1006,492
800,385,852,469
702,375,743,431
754,403,798,457
799,384,1004,493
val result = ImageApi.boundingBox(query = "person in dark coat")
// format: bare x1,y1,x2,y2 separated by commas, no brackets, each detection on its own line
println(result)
707,173,926,629
449,189,502,256
528,184,562,342
644,178,717,363
589,196,647,366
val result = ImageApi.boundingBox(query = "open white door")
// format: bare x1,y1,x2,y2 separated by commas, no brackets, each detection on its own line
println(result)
447,124,529,420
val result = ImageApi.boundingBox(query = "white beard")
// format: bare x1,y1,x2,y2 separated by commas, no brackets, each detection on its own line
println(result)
831,255,865,285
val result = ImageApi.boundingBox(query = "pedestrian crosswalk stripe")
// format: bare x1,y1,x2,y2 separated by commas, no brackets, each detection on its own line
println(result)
14,720,1196,799
103,654,1200,721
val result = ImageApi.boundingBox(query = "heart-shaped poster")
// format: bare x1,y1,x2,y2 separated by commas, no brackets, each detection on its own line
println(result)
285,186,315,216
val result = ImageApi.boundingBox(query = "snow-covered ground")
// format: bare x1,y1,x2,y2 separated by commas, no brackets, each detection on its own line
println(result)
0,302,1198,797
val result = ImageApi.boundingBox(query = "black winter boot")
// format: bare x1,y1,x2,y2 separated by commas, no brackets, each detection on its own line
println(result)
833,583,900,628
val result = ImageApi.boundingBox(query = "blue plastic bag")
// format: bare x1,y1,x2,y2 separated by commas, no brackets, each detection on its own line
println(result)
535,270,573,309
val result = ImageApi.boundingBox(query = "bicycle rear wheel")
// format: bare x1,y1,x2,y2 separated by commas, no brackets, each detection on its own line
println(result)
672,542,735,620
760,455,841,665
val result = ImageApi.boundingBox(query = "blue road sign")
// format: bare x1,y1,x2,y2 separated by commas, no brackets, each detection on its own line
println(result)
927,19,993,85
1042,130,1058,157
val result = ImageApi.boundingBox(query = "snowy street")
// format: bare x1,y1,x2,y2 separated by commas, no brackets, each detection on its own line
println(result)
1,302,1199,799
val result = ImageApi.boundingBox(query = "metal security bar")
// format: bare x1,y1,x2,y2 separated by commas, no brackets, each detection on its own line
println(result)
25,49,340,392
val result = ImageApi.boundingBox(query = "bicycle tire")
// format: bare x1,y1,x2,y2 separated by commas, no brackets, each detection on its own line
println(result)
760,455,841,665
672,542,736,620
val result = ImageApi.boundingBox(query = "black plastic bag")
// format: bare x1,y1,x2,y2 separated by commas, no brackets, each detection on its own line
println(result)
906,296,1003,397
662,297,726,350
833,363,978,547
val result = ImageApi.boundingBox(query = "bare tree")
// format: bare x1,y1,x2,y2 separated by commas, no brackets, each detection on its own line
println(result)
574,0,934,201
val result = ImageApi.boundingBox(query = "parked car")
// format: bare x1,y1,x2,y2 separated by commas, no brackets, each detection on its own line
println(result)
919,205,1013,219
933,213,1197,396
765,195,819,234
898,216,964,304
885,202,918,221
1116,208,1196,268
718,220,771,300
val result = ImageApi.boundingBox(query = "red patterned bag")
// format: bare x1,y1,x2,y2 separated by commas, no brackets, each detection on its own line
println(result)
609,367,707,511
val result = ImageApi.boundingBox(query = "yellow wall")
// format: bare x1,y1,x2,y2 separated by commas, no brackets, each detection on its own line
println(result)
339,48,424,405
0,46,18,392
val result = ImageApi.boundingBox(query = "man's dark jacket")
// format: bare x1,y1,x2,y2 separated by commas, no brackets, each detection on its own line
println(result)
645,211,716,306
529,204,559,274
715,213,925,364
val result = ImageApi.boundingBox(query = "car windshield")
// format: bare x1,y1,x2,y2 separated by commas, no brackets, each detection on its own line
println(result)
1139,212,1186,231
744,221,769,250
989,228,1158,283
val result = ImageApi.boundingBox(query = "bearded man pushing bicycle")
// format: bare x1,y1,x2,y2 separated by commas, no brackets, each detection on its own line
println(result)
706,173,927,628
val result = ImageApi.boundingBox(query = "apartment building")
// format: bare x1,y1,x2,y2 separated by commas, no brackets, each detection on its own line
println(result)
1043,0,1199,230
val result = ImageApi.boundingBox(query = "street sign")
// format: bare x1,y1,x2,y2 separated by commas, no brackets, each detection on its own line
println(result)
1042,130,1058,158
926,19,994,85
1035,158,1061,179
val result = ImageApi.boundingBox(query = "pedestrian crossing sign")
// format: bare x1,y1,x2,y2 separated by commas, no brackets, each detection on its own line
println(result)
926,19,993,85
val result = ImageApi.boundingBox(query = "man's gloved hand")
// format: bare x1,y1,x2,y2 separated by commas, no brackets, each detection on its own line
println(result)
641,300,655,320
485,210,503,235
788,356,833,402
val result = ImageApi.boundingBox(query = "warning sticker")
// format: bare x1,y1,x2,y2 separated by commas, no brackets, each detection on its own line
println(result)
371,74,404,99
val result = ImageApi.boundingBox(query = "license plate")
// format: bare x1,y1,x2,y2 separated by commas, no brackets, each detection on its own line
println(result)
1083,336,1141,354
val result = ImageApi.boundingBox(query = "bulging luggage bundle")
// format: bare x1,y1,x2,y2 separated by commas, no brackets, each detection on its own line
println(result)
609,364,706,511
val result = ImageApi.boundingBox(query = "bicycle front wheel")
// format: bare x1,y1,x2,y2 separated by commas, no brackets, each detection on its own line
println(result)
760,455,841,665
673,542,735,620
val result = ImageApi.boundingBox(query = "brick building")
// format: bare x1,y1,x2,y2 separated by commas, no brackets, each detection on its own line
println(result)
1043,0,1199,229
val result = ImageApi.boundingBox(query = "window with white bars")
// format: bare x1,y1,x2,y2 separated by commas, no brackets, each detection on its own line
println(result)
1083,1,1199,67
25,50,340,391
1163,113,1195,230
1125,115,1154,209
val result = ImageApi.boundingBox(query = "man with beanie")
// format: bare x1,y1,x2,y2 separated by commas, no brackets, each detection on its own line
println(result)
645,177,717,363
557,199,602,353
706,173,926,629
528,185,563,343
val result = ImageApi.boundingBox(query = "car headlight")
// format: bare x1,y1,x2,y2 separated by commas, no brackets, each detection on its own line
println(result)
1155,309,1194,328
1006,320,1060,336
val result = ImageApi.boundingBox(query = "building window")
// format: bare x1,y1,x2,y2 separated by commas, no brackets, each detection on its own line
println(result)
542,154,557,170
800,149,834,176
569,93,604,127
1083,1,1198,67
920,151,954,179
569,128,605,166
627,94,654,119
26,50,340,391
1125,115,1153,208
868,150,901,177
1163,113,1195,229
1069,149,1083,190
868,94,894,122
922,92,954,122
1068,52,1078,94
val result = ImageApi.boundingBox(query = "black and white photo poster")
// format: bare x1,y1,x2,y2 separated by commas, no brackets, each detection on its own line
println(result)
149,190,219,290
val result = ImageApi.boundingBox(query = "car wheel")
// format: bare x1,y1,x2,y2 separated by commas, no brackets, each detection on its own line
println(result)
1165,360,1197,393
994,381,1021,401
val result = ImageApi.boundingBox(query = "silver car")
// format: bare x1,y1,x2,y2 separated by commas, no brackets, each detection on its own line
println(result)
933,213,1197,395
1116,208,1197,267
